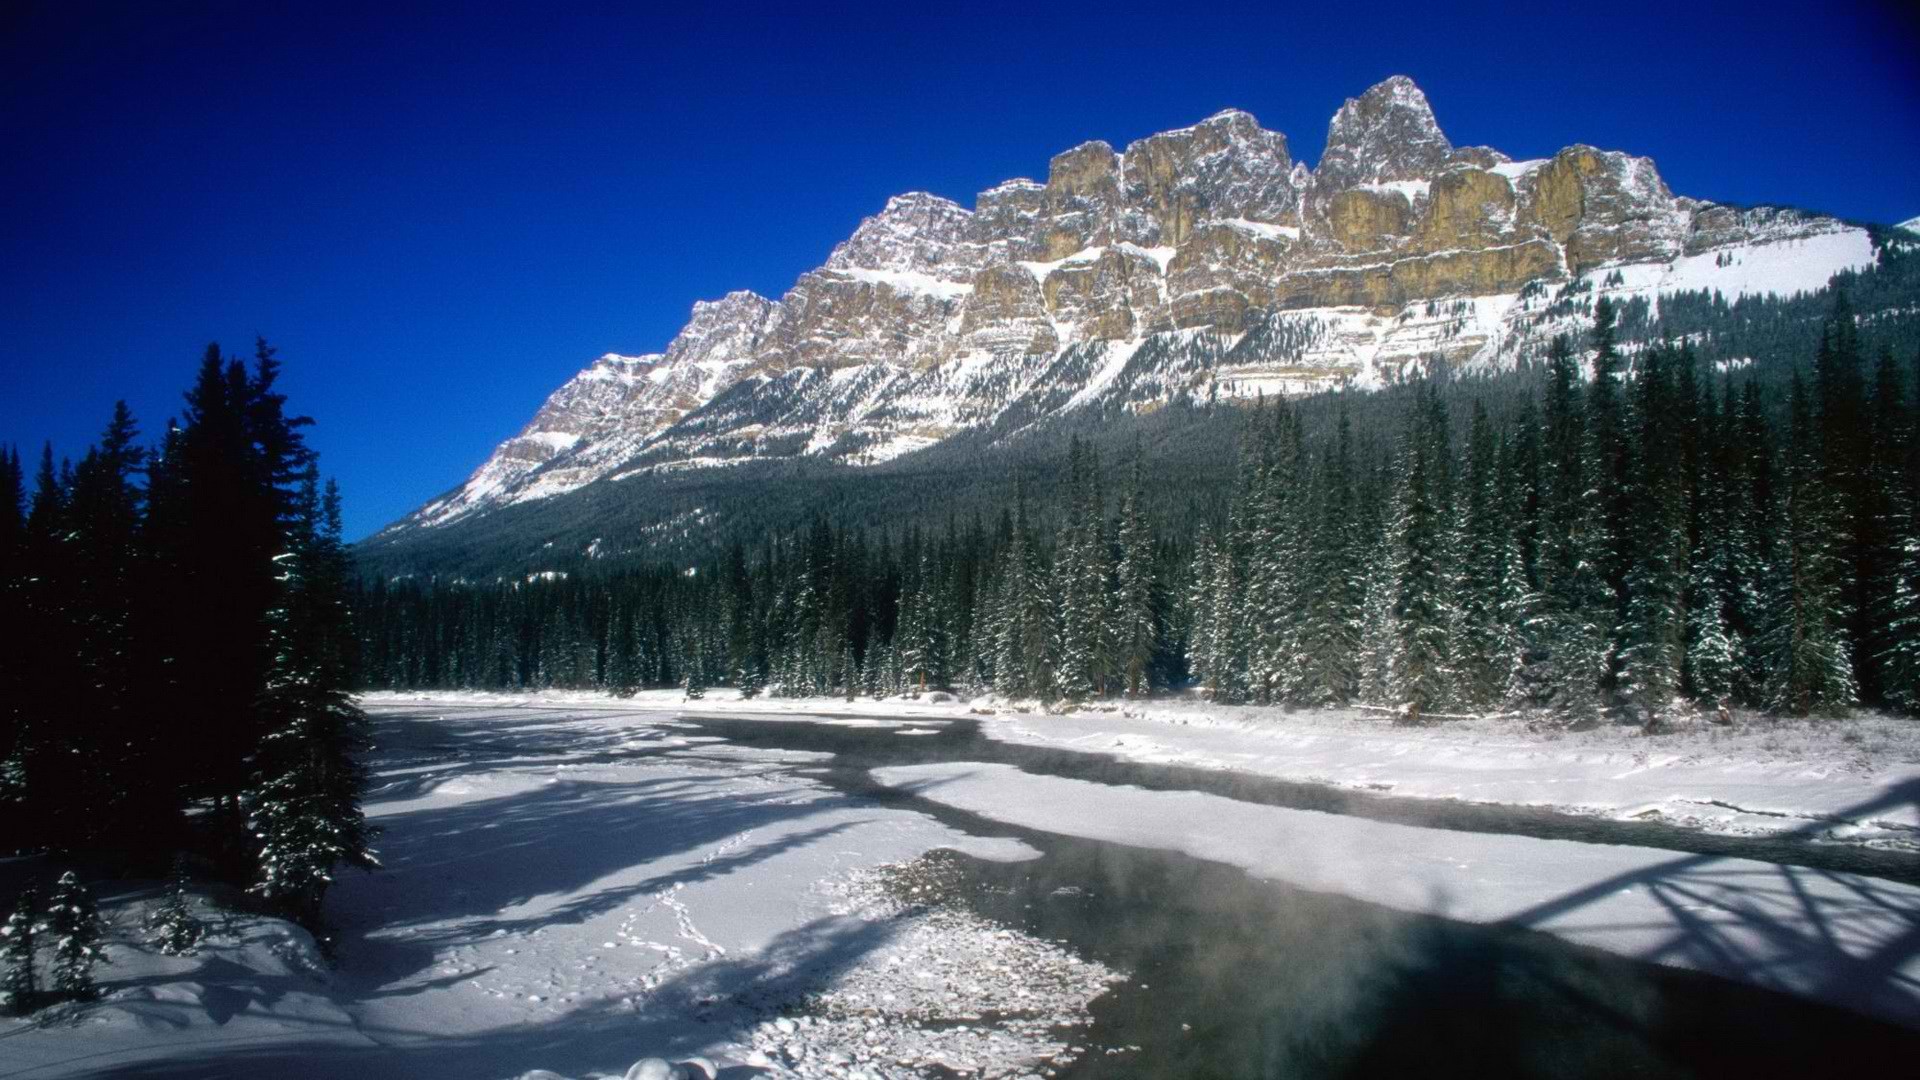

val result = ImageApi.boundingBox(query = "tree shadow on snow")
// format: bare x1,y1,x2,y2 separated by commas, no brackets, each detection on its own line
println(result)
357,709,710,805
65,913,897,1079
328,711,883,996
1497,777,1920,1031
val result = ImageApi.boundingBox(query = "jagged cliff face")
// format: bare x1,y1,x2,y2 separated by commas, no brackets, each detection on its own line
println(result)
399,76,1877,531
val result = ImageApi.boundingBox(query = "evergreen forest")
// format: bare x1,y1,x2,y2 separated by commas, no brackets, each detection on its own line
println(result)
0,343,375,938
356,297,1920,722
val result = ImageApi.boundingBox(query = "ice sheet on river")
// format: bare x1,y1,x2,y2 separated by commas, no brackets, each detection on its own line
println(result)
876,760,1920,1029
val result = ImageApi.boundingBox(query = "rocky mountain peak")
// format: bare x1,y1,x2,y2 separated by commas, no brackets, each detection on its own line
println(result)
1121,107,1298,247
687,289,773,322
387,78,1878,535
672,291,776,359
1047,141,1122,196
827,192,978,279
1317,75,1452,188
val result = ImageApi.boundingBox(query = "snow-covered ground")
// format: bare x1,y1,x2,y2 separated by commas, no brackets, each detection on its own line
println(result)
982,700,1920,849
0,703,1116,1080
16,690,1913,1076
366,689,1920,849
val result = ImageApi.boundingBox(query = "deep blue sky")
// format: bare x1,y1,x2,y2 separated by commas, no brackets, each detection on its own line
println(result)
3,1,1917,539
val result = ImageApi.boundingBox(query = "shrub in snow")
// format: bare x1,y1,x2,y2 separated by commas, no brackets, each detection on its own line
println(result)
45,872,108,1000
146,857,205,955
2,887,42,1013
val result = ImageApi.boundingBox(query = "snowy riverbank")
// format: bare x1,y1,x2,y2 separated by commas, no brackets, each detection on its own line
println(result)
362,689,1920,850
0,703,1117,1079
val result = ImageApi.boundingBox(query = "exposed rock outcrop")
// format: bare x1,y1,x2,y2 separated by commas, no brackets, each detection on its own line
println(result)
394,76,1876,532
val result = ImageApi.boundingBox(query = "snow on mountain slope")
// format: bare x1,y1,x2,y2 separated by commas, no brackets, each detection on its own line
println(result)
389,77,1879,534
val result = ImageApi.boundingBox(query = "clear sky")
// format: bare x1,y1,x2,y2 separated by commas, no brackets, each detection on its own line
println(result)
3,1,1917,539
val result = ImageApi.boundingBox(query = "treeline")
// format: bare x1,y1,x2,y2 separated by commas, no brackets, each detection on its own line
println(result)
0,342,374,930
358,297,1920,720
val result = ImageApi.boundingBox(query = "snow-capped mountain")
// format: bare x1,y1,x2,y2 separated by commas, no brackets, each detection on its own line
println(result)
394,76,1877,533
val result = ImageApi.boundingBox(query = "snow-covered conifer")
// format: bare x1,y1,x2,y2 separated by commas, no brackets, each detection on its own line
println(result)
2,887,40,1010
45,872,106,1000
146,858,204,956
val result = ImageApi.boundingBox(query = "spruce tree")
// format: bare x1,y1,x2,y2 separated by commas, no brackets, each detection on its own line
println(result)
1454,401,1510,709
246,474,377,927
1766,372,1858,714
1056,439,1108,699
0,445,21,575
1297,412,1363,706
45,872,106,1001
1685,376,1742,707
1390,411,1443,714
1813,295,1872,697
63,403,158,845
1586,297,1630,648
14,444,80,849
2,887,40,1011
1877,351,1920,713
1863,346,1913,708
1114,458,1156,698
1883,530,1920,715
0,447,25,816
1729,380,1779,703
146,857,205,956
1532,337,1608,719
1618,345,1689,717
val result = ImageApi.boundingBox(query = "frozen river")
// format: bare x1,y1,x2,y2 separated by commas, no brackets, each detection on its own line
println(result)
8,700,1919,1079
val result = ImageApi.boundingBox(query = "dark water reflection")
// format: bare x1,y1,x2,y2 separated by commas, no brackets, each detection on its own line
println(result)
684,713,1920,1078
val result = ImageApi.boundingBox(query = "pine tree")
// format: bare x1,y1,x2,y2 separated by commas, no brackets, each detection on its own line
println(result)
1586,297,1630,652
840,640,857,703
1244,408,1306,703
1884,532,1920,715
1056,439,1108,699
1532,336,1608,719
1813,295,1872,698
683,637,708,700
1877,350,1920,714
0,445,21,574
1685,380,1742,708
1114,458,1156,698
990,490,1057,699
10,446,68,847
1728,380,1779,704
246,473,377,927
1454,401,1510,709
45,872,106,1001
1297,412,1364,706
0,446,26,817
2,887,40,1011
1766,372,1857,714
146,858,205,956
1618,345,1689,718
1386,394,1453,719
146,344,300,846
1863,346,1914,708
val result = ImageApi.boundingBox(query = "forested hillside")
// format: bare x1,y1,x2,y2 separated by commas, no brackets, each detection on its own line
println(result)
358,294,1920,721
356,239,1920,582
